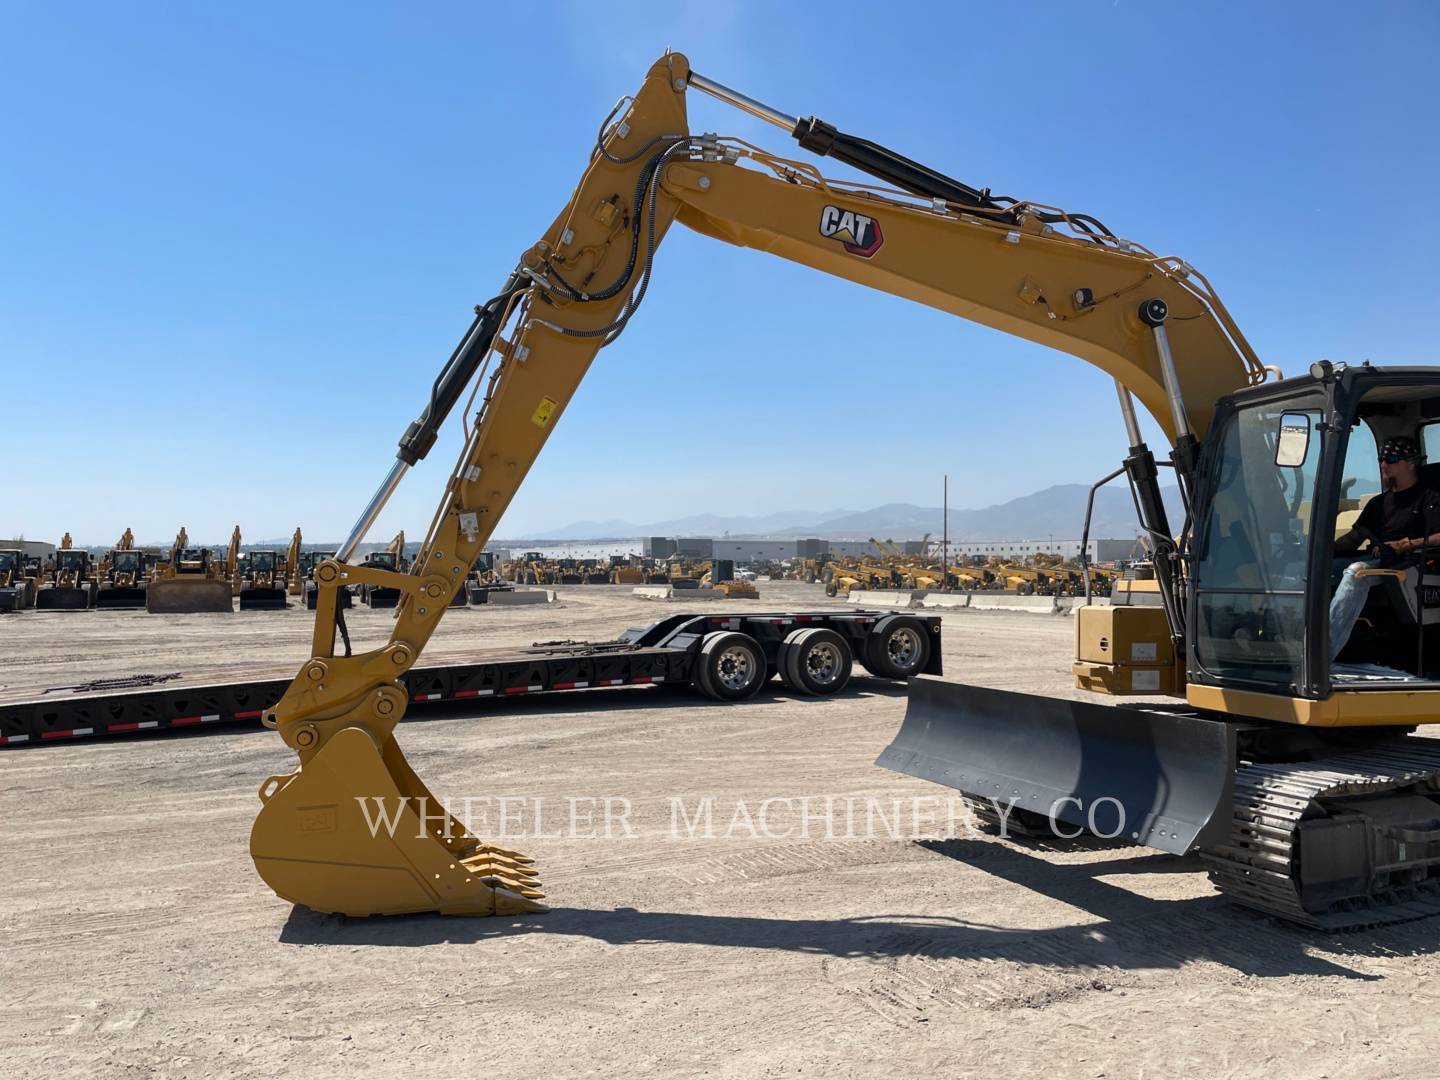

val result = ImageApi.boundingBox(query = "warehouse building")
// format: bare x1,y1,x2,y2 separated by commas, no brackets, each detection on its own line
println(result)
946,538,1134,562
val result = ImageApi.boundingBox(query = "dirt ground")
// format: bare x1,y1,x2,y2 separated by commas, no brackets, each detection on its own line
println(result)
2,581,1438,1079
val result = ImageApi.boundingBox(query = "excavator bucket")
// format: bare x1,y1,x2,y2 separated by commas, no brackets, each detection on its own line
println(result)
145,579,233,613
877,676,1236,854
250,727,547,917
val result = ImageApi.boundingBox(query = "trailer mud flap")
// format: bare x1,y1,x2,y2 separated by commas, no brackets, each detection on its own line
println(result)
876,676,1236,854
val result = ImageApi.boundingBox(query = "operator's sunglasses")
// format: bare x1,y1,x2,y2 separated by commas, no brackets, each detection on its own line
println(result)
1380,452,1419,464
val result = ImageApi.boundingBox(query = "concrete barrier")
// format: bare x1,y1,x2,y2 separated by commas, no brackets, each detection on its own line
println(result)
846,589,927,608
956,593,1075,615
487,588,556,606
633,586,721,601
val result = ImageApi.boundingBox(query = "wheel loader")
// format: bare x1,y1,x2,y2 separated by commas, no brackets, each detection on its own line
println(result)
248,54,1440,929
239,549,290,610
0,548,38,612
35,546,97,610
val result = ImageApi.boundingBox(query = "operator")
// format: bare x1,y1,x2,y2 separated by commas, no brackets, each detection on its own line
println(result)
1330,436,1440,661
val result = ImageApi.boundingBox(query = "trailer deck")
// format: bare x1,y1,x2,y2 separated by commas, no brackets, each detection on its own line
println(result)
0,609,940,747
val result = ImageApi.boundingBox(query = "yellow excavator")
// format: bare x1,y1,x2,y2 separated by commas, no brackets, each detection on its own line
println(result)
251,55,1440,928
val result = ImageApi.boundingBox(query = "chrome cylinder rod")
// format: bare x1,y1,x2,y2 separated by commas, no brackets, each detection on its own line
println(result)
687,70,798,132
336,459,409,564
1114,379,1144,448
1151,323,1192,441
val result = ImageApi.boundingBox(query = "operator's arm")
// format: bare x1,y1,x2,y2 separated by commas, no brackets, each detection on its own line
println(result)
1335,495,1382,556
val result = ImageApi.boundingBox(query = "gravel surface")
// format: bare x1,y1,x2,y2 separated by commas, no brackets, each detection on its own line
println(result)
2,581,1437,1079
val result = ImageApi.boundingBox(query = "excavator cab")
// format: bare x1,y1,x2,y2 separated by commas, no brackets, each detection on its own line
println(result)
1189,364,1440,698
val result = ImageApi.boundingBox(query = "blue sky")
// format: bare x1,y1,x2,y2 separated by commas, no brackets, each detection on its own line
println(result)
3,1,1437,544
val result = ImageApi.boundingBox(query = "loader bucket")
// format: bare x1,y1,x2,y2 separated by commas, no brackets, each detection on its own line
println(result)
95,586,147,609
0,587,23,613
877,676,1236,854
250,727,547,917
36,586,93,610
145,579,234,613
239,586,288,611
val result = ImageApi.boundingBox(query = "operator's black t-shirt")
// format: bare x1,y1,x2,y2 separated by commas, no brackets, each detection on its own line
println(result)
1354,482,1440,543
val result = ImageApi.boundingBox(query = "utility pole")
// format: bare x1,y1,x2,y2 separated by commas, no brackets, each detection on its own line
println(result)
942,474,949,592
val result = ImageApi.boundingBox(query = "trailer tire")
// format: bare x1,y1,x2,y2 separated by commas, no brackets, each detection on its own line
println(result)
862,614,931,679
693,631,766,701
779,628,852,695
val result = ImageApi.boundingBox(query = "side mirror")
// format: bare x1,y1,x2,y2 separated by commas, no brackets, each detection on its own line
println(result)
1275,412,1311,467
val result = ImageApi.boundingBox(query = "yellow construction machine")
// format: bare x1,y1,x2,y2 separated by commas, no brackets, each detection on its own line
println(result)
95,528,151,609
286,528,304,598
0,548,38,612
250,55,1440,928
239,530,296,611
146,526,236,613
35,534,97,610
359,531,407,608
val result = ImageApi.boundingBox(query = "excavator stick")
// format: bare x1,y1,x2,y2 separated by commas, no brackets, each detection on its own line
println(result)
250,726,547,917
145,579,233,613
877,677,1236,854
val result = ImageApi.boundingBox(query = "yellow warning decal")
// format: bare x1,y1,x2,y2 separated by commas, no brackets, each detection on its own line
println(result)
530,397,558,427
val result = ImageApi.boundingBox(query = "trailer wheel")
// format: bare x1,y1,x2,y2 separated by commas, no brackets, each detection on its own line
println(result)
779,628,852,695
862,614,931,679
694,631,766,701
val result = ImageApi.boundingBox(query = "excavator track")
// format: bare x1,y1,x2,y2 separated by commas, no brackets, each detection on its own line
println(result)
1201,738,1440,930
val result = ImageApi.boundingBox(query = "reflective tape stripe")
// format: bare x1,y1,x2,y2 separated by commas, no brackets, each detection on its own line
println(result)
172,714,220,726
454,689,495,698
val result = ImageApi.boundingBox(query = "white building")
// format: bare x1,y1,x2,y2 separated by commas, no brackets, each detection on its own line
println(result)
945,538,1135,563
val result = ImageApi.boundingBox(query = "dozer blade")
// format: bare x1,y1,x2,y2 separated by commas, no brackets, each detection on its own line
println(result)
251,727,547,917
145,579,234,613
35,586,92,610
239,587,288,611
877,676,1236,854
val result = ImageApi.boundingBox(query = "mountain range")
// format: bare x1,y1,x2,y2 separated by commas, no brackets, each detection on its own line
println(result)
512,483,1183,543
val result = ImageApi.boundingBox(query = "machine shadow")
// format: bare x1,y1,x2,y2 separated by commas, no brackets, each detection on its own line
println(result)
278,840,1438,981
